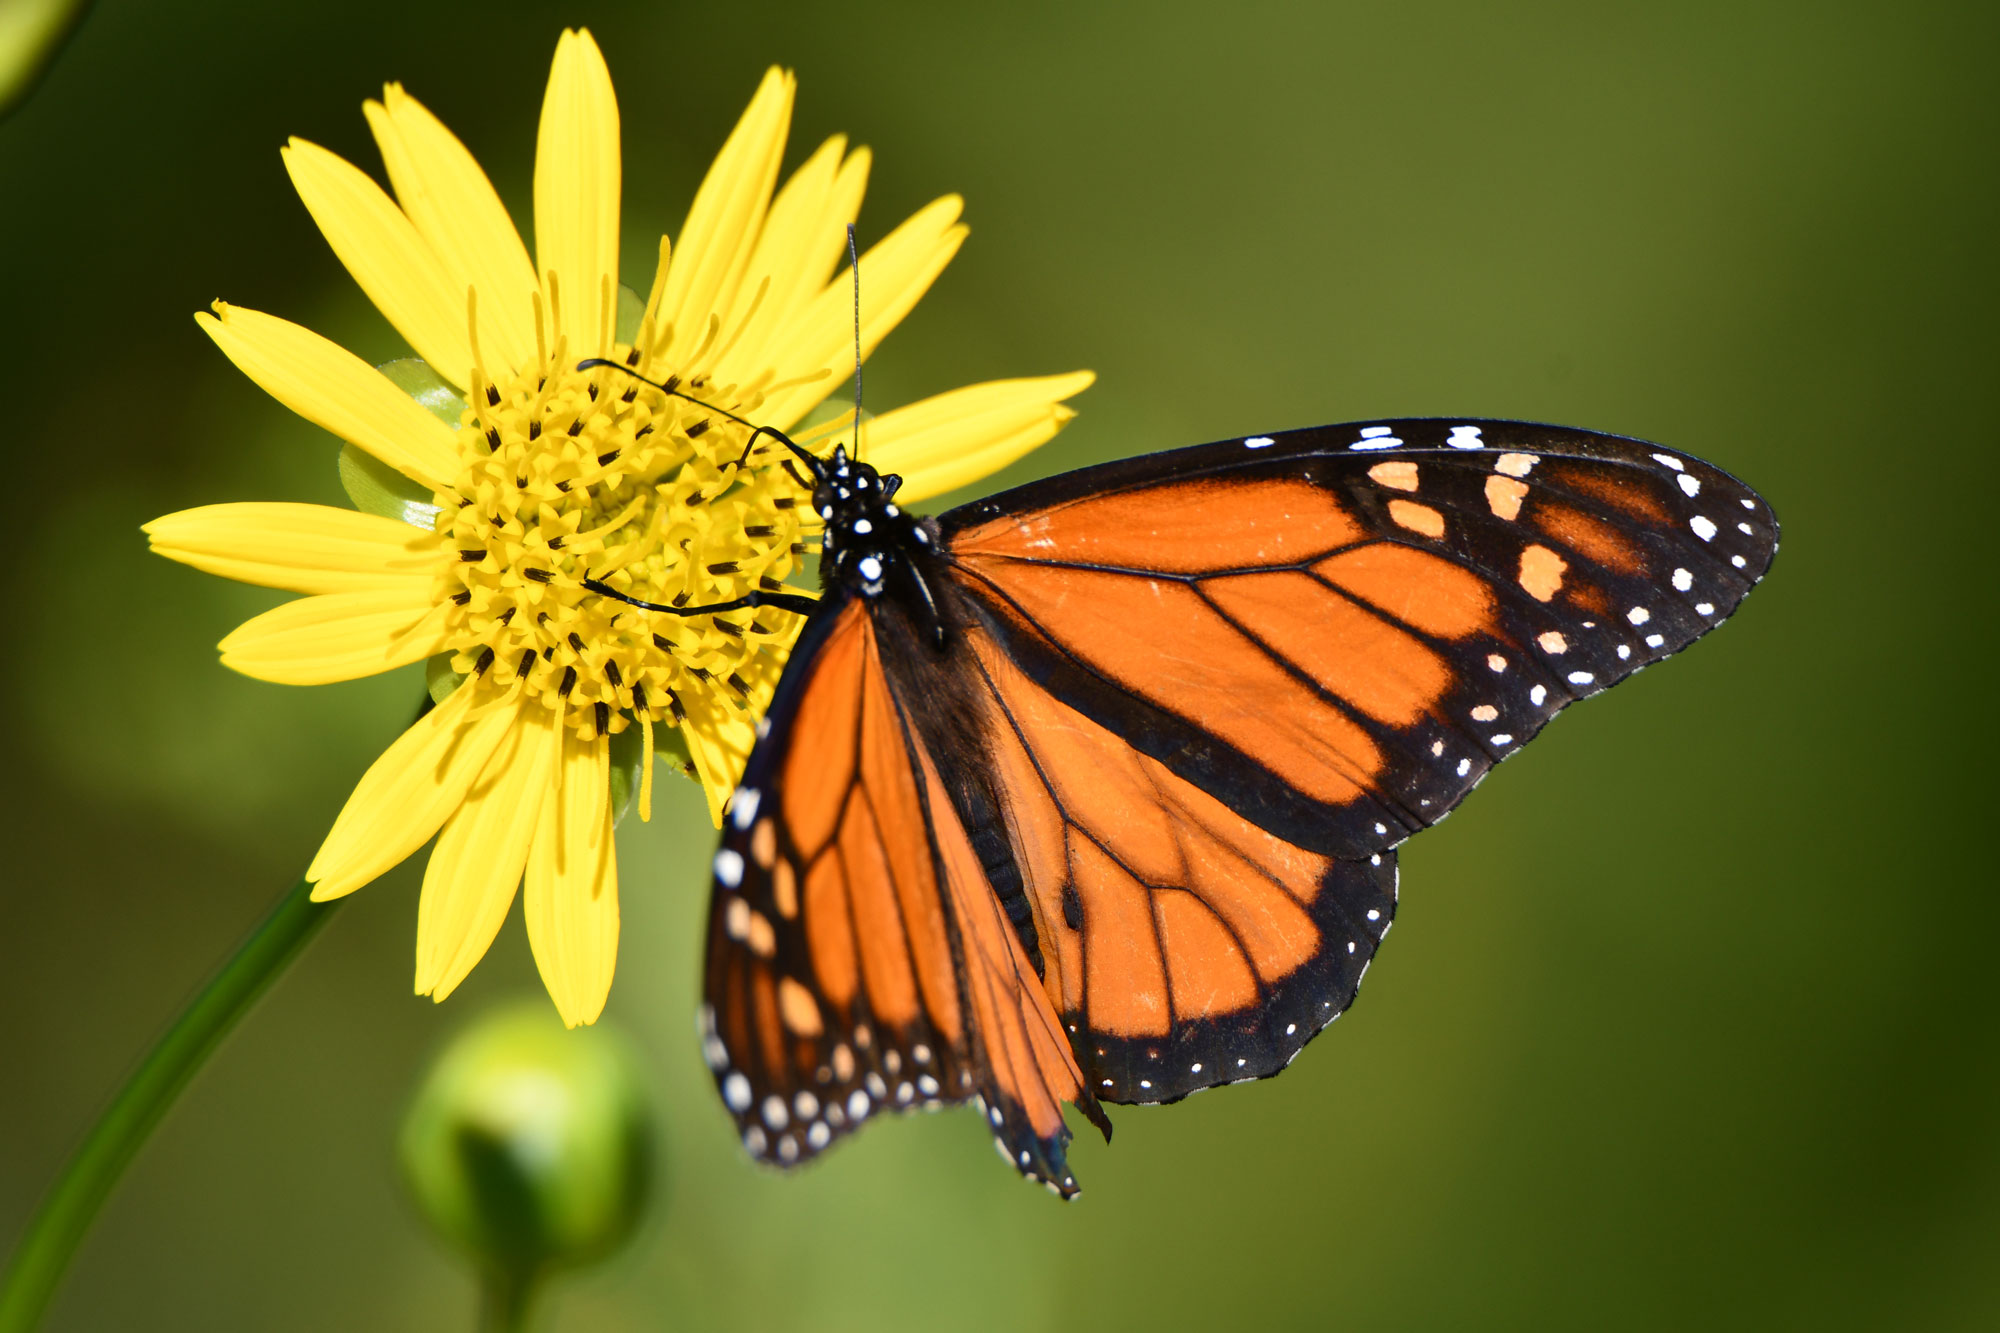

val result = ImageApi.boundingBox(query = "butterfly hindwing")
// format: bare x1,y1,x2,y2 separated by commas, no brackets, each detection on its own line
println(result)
954,626,1402,1104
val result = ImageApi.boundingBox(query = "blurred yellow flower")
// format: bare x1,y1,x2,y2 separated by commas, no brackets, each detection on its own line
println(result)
144,29,1091,1026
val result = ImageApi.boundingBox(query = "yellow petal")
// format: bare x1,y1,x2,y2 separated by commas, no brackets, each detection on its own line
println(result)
710,135,865,385
218,584,445,685
533,29,620,361
145,502,440,594
864,371,1095,504
365,85,539,376
417,702,560,1001
525,729,619,1026
197,303,460,492
655,67,794,370
283,138,476,385
307,683,519,900
758,196,968,430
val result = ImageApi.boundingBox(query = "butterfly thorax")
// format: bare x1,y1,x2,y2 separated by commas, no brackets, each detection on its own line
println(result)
814,445,943,611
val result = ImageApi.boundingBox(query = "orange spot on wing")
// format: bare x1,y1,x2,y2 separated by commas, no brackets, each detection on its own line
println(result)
1485,475,1528,521
1368,461,1420,492
1315,543,1493,639
952,477,1365,574
1518,544,1568,602
1388,499,1445,538
1538,501,1645,573
779,976,824,1036
773,859,799,919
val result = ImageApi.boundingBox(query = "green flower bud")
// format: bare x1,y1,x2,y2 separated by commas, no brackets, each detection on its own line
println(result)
399,1004,654,1312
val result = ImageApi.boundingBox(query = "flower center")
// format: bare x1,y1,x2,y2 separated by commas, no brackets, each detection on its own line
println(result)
435,337,808,745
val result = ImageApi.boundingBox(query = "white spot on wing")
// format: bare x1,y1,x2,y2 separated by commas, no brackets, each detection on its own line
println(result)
723,1072,751,1112
1690,515,1718,541
1672,568,1694,592
1244,436,1275,449
714,849,744,888
1350,426,1403,450
729,788,760,830
1678,473,1701,498
1447,425,1484,448
1651,453,1685,471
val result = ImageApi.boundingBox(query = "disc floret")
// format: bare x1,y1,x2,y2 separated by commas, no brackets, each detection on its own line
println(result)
438,326,809,753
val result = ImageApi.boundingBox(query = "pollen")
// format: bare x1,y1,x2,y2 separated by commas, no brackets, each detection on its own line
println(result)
436,301,808,747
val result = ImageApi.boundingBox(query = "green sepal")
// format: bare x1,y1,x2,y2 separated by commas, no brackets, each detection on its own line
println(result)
615,285,645,347
378,357,470,427
336,359,465,530
338,444,442,531
607,725,642,827
426,653,466,706
606,715,696,829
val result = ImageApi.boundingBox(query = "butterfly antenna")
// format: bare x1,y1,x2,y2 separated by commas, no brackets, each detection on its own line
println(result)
573,358,824,477
847,224,863,462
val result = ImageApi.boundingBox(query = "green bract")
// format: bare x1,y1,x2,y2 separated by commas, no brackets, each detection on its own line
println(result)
399,1005,654,1296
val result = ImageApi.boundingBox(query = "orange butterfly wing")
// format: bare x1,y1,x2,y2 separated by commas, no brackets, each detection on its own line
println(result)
955,628,1399,1103
701,418,1775,1187
930,420,1775,1100
701,599,1097,1193
942,420,1776,861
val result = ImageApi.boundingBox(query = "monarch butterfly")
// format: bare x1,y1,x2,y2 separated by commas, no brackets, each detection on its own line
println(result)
580,373,1777,1196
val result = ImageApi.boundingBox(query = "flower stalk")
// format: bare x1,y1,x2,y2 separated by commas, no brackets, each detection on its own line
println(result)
0,878,341,1333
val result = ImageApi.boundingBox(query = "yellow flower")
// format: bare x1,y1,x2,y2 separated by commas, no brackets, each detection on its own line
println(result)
144,29,1092,1027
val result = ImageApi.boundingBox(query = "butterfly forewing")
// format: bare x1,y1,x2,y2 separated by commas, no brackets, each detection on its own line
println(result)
702,597,1093,1194
939,419,1777,859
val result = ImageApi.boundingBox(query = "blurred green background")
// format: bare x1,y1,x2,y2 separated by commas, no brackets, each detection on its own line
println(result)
3,0,1995,1328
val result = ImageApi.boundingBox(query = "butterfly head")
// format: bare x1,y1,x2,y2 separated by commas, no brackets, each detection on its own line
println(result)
812,444,939,602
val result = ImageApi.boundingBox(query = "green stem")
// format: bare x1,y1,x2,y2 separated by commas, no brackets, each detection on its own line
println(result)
0,876,340,1332
478,1268,540,1333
